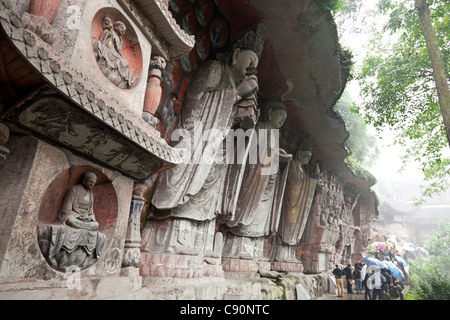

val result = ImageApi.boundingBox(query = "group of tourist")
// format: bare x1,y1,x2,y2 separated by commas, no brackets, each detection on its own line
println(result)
375,245,396,262
332,260,406,300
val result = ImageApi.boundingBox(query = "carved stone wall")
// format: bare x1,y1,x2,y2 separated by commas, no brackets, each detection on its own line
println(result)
156,0,231,142
0,0,378,300
0,135,133,283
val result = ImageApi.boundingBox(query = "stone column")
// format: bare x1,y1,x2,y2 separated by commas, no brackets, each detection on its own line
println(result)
121,184,145,287
142,56,166,127
28,0,62,23
122,193,145,268
22,0,61,45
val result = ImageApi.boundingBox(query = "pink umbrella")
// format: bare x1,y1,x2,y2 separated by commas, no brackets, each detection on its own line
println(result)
377,244,386,250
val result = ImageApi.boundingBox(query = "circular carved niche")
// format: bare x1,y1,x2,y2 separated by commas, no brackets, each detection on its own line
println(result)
91,8,143,89
37,165,118,272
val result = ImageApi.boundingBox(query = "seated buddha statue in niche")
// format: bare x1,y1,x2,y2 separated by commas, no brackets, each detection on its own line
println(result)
92,16,136,89
39,172,106,271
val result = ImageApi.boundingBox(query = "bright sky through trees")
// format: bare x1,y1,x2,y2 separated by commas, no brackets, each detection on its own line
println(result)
334,1,450,207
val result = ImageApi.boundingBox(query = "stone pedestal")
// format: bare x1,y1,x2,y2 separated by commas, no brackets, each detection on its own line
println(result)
140,252,203,278
271,261,304,273
140,252,225,279
221,257,271,279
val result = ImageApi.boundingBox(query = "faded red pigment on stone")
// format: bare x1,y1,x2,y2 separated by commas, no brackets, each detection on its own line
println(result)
37,165,118,233
91,8,143,80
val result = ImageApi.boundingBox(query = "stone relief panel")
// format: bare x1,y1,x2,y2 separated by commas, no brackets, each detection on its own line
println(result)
7,91,164,181
91,8,143,89
37,165,118,271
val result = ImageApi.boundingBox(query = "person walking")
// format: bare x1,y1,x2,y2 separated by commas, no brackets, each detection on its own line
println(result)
368,267,386,300
387,269,394,293
353,264,363,294
363,269,373,300
343,264,353,294
332,264,345,298
381,268,391,298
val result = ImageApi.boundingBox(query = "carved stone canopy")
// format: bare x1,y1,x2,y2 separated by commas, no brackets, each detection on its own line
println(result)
0,3,185,181
118,0,195,60
3,87,176,181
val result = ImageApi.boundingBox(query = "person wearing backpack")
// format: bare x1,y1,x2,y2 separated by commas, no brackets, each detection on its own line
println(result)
381,268,391,297
368,267,387,300
343,264,354,294
363,269,373,300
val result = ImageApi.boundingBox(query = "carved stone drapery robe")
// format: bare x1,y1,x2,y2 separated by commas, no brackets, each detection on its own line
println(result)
46,184,106,269
92,29,135,88
150,60,238,222
271,159,316,262
226,124,289,238
278,161,316,246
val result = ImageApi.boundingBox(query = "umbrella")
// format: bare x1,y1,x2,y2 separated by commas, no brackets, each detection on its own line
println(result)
382,261,405,281
404,243,418,252
369,242,384,251
395,256,409,272
362,257,384,269
377,243,386,250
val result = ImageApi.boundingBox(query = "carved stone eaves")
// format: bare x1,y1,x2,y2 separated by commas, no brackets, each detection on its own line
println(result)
118,0,195,61
0,2,184,181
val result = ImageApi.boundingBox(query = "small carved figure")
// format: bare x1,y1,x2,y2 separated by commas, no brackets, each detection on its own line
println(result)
39,172,106,271
320,207,329,226
60,172,100,230
93,17,136,88
100,16,113,41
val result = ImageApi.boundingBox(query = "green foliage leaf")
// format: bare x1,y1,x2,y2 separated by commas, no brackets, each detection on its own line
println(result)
354,0,450,200
405,221,450,300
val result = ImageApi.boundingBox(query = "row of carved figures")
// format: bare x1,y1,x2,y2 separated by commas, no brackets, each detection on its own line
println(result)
33,21,364,275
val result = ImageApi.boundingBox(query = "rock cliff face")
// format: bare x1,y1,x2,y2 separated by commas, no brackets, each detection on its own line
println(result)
0,0,376,300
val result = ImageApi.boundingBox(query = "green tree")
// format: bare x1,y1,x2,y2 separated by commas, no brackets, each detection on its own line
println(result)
406,221,450,300
354,0,450,203
415,0,450,146
426,220,450,257
406,260,450,300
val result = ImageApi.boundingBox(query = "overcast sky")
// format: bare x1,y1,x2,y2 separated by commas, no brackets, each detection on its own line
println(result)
335,2,431,205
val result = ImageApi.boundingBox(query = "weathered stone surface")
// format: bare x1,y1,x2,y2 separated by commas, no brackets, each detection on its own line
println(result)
0,0,377,301
296,283,311,300
0,134,133,282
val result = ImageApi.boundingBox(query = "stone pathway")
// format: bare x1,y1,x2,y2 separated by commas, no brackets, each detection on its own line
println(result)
317,291,368,300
